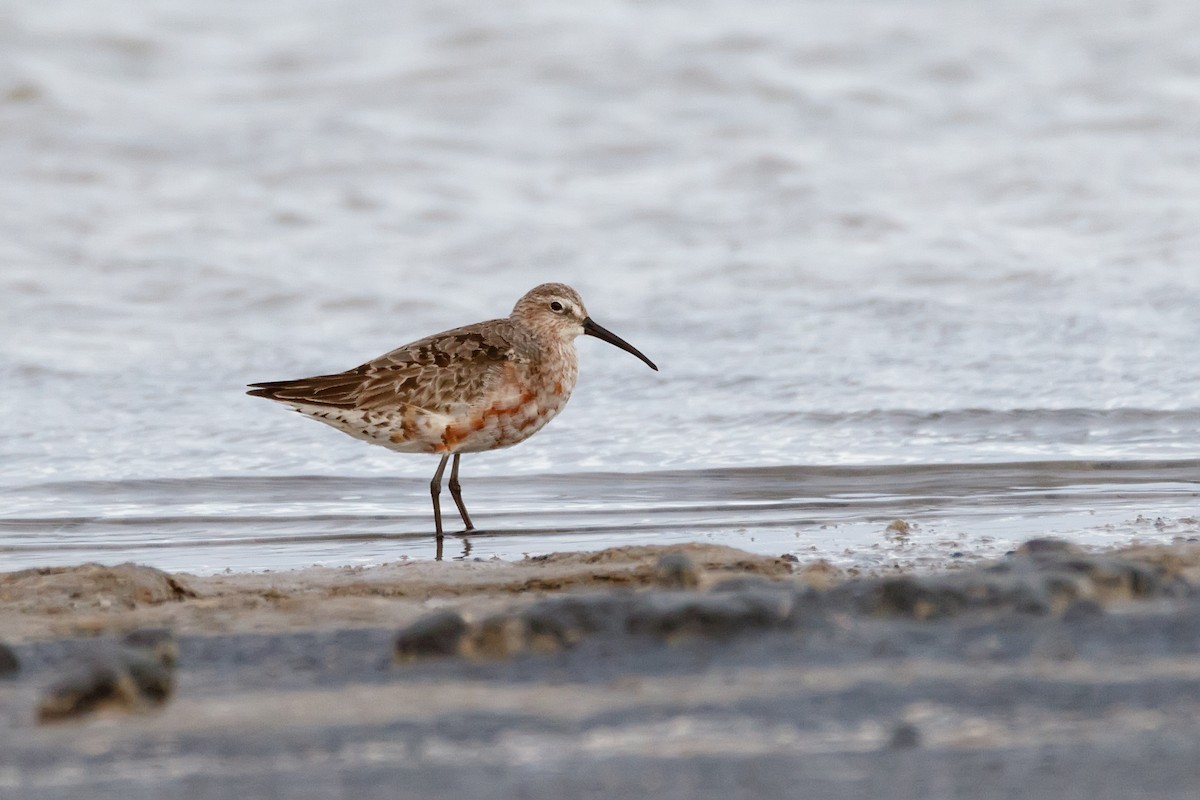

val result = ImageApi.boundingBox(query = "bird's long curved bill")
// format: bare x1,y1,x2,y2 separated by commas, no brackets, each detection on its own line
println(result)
583,317,659,371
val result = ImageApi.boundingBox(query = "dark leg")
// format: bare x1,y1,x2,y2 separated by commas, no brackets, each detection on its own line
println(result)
430,454,450,537
448,453,475,531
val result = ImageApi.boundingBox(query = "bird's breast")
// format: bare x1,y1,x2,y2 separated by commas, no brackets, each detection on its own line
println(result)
436,357,578,454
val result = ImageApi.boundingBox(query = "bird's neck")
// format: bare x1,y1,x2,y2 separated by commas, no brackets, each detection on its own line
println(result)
532,335,580,393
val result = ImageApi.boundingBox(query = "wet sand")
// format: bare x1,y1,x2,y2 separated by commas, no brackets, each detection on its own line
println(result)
4,539,1200,799
0,543,800,642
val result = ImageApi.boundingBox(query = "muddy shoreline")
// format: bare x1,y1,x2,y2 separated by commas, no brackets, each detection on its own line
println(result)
4,540,1200,798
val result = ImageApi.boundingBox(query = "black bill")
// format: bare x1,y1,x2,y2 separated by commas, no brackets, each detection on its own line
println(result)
582,317,659,371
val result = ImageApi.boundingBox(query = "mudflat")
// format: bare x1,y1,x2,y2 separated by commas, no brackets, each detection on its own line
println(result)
3,540,1200,799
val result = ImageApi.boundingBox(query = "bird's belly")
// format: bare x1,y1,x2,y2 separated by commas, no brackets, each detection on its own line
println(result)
294,368,576,456
293,404,446,453
298,392,570,455
440,389,570,454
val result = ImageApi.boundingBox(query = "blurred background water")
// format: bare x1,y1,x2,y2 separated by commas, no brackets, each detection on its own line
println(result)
1,0,1198,572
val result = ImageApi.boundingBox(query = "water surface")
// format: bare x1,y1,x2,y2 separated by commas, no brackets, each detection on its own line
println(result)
1,0,1198,571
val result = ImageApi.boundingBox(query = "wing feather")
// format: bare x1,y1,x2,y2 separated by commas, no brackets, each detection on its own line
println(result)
247,319,535,414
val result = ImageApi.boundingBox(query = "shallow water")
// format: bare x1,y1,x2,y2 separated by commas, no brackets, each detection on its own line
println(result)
2,461,1197,573
2,0,1199,572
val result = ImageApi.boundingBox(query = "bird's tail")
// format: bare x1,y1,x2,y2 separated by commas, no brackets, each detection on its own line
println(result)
246,371,365,409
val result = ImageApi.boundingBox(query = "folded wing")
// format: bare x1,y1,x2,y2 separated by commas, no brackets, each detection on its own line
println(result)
247,320,533,415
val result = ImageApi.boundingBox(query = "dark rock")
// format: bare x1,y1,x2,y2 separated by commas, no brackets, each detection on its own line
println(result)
394,611,469,661
625,590,795,639
0,641,18,677
517,594,633,652
1054,557,1162,601
870,577,961,619
461,614,527,660
38,644,175,724
1036,572,1090,609
38,657,133,723
834,538,1195,622
860,576,1030,620
1016,538,1083,557
122,627,179,667
520,607,578,653
519,594,632,640
121,646,176,703
384,536,1200,664
710,576,779,593
831,543,1197,620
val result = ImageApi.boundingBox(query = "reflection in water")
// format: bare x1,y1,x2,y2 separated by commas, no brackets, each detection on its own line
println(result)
434,532,474,562
456,537,474,561
434,534,476,562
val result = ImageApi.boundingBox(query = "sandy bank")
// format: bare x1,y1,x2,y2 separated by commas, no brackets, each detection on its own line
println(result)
5,539,1200,799
0,543,804,642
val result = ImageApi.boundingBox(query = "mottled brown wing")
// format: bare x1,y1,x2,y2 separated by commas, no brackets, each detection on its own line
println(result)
247,319,534,413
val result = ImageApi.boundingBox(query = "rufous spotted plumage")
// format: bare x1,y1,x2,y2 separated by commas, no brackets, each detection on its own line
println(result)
248,283,658,536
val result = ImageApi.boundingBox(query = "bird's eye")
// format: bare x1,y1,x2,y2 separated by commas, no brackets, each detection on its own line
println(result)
550,301,564,312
